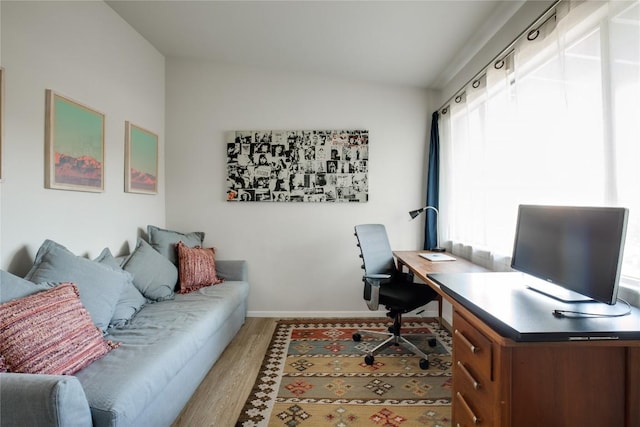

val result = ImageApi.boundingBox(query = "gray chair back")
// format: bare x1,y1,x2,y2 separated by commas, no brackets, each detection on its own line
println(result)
354,224,397,276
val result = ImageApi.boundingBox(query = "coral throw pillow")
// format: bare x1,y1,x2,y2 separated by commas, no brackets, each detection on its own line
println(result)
176,241,224,294
0,283,119,375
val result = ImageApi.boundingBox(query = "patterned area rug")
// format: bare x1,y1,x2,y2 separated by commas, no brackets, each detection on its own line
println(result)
236,318,452,427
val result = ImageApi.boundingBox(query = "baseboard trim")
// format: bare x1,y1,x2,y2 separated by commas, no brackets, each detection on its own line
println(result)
247,309,439,319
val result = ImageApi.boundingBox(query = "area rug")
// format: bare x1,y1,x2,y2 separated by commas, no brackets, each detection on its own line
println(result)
236,318,452,427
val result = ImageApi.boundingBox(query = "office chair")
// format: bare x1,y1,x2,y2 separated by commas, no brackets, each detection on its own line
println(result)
353,224,438,370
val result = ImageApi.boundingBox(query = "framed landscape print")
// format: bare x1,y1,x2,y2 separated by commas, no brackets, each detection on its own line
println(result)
226,129,369,202
45,90,105,192
125,121,158,194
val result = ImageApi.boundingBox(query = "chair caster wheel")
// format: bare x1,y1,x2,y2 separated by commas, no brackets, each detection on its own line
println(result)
428,338,437,347
364,355,375,365
352,333,361,342
419,358,429,370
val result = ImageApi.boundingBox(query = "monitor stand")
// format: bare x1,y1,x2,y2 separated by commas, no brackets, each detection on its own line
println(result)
523,275,594,303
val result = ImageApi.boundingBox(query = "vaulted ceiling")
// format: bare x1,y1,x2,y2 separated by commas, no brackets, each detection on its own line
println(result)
108,0,526,89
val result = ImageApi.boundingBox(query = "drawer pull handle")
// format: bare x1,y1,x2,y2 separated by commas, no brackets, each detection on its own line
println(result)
456,391,481,424
457,361,480,390
455,329,478,353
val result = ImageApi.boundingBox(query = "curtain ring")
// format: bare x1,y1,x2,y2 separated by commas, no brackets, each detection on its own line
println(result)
442,107,448,115
494,59,505,69
455,95,462,103
472,80,481,89
527,29,540,41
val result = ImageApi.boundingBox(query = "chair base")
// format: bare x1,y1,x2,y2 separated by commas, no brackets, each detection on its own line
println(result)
352,312,436,370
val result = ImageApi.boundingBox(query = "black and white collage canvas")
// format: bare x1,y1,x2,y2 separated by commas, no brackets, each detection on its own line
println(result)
226,130,368,202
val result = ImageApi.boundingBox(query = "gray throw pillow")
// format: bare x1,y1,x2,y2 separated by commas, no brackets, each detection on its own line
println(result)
122,238,177,301
95,248,147,328
0,270,50,303
147,225,204,265
24,240,128,332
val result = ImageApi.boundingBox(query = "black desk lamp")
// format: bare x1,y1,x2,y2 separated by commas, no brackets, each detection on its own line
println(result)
409,206,445,252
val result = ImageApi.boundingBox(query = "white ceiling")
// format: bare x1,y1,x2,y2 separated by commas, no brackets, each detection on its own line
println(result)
107,0,526,89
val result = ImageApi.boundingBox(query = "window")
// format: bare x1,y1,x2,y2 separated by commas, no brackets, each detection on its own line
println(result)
440,1,640,295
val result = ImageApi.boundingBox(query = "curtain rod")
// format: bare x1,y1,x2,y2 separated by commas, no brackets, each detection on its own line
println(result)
437,0,562,114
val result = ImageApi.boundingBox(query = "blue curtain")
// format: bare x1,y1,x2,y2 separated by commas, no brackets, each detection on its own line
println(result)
424,111,439,250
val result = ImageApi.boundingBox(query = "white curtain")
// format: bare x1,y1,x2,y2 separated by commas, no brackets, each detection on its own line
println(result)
439,1,640,303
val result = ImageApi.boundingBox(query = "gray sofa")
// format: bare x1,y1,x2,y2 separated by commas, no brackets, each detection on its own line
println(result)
1,253,249,427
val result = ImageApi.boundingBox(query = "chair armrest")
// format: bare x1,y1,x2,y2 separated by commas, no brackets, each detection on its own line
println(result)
365,274,392,281
215,260,248,282
363,274,391,310
0,373,92,427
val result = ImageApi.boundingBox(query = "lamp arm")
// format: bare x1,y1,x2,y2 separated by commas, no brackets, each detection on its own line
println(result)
423,206,439,215
425,207,440,248
409,205,438,220
408,205,442,250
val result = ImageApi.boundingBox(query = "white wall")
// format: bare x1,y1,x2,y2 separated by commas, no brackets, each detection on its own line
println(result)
0,1,165,274
165,60,436,316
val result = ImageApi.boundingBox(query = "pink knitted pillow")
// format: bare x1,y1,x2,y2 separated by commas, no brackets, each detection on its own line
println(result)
0,283,119,375
176,241,224,294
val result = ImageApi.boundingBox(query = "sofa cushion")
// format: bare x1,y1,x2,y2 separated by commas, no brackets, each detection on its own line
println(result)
95,248,147,328
0,283,119,375
147,225,204,265
122,238,177,301
74,280,249,427
176,241,224,294
24,240,129,332
0,270,50,303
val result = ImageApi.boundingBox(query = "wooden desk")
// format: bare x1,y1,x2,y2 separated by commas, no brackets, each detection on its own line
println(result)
393,253,640,426
393,250,488,324
430,272,640,427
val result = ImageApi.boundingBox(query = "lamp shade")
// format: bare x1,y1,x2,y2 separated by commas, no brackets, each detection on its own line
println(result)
409,209,424,219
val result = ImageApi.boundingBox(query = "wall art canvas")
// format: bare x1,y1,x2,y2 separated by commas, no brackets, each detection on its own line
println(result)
226,129,368,202
125,121,158,194
45,90,104,192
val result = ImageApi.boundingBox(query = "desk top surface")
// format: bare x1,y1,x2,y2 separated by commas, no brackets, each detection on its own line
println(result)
429,272,640,342
393,251,488,302
393,251,488,275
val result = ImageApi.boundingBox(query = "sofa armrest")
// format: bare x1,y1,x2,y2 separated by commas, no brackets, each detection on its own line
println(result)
0,373,92,427
216,260,248,282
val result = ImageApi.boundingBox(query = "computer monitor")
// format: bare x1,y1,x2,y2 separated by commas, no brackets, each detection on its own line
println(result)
511,205,628,305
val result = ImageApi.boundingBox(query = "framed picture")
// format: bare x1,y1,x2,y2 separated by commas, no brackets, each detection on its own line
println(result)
226,129,369,202
45,90,105,192
125,121,158,194
0,68,4,181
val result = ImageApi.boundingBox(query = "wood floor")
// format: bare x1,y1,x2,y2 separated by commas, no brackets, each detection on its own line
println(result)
172,317,278,427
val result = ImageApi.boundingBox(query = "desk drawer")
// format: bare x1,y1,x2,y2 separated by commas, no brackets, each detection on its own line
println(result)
453,313,493,382
453,368,493,426
454,359,492,399
453,390,488,426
